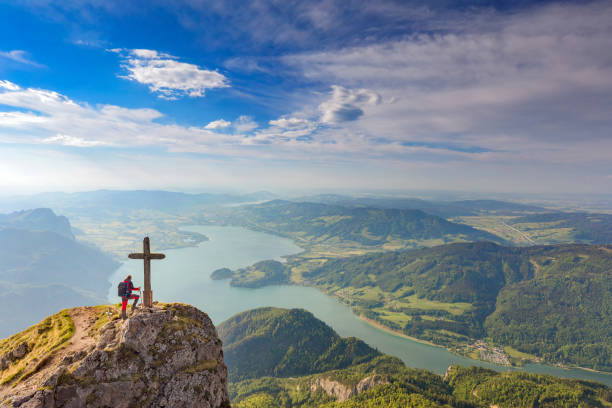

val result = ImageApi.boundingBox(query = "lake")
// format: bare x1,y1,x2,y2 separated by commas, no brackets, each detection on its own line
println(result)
108,225,612,386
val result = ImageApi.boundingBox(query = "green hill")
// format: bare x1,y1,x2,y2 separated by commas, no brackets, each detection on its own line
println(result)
218,307,381,381
301,243,612,371
216,200,504,255
223,308,612,408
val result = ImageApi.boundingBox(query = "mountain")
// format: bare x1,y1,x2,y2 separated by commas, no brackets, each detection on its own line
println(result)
0,190,277,215
0,229,116,291
218,307,380,381
222,308,612,408
0,303,230,407
217,200,504,252
3,303,610,408
301,242,612,371
508,212,612,244
0,211,119,337
0,208,73,240
292,195,548,217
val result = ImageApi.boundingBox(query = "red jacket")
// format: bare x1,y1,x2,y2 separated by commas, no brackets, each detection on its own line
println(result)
124,279,140,297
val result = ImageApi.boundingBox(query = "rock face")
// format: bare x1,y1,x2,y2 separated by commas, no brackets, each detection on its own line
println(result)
310,375,388,402
2,304,230,408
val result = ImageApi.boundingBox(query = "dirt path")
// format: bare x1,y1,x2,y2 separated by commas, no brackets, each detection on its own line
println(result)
64,307,98,355
0,307,99,404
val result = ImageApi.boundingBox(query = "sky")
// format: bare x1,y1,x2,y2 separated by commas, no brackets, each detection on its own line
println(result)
0,0,611,195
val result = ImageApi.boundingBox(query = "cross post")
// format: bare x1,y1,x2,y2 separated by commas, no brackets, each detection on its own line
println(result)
128,237,165,308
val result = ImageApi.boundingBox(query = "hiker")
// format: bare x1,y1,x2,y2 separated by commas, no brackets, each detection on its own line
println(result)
121,274,140,320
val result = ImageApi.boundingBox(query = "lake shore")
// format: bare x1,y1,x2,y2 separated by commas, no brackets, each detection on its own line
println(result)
357,314,443,348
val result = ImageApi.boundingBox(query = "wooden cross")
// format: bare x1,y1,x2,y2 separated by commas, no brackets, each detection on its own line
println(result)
128,237,165,308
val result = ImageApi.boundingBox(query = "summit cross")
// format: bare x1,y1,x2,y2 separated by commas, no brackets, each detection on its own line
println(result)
128,237,165,308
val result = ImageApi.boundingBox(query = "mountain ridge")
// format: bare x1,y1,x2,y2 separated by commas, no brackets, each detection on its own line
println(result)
0,303,230,408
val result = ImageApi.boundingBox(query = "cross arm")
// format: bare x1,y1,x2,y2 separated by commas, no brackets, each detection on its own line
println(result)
128,253,145,259
149,253,165,260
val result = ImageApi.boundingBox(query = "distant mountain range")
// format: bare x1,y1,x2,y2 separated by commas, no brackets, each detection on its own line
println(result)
0,208,118,337
0,208,73,239
215,200,505,251
292,194,549,217
0,189,277,215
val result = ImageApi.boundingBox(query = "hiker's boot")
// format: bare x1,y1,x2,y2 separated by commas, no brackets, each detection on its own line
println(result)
121,309,127,320
131,298,139,314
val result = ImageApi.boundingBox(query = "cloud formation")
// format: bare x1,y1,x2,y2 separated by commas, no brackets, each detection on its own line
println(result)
110,48,229,99
285,1,612,160
205,119,231,129
233,115,258,133
318,85,381,123
269,117,313,129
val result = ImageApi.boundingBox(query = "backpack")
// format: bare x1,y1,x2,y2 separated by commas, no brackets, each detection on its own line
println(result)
118,281,128,297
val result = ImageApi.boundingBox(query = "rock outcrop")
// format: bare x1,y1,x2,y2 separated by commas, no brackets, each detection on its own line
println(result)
310,374,388,402
0,303,230,408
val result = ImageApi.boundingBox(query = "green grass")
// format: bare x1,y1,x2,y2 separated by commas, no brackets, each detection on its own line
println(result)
397,294,472,315
87,305,122,337
504,345,537,361
374,310,412,326
0,310,75,386
451,215,535,245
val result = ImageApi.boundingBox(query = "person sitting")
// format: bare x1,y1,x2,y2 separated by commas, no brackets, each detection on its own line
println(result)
121,274,140,320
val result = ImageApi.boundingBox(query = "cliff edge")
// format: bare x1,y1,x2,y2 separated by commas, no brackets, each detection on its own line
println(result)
0,303,230,408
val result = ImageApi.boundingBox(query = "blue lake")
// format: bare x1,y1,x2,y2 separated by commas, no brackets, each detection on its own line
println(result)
108,225,612,386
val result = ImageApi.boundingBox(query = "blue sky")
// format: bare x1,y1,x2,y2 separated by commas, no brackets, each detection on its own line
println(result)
0,0,611,194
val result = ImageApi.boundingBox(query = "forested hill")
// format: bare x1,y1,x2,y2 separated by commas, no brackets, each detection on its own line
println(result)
303,242,612,371
221,308,612,408
216,200,504,251
218,307,380,381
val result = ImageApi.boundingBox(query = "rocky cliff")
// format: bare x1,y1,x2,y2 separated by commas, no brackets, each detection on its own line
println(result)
310,374,388,402
0,303,230,408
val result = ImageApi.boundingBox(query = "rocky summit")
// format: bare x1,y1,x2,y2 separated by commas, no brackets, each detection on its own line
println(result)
0,303,230,408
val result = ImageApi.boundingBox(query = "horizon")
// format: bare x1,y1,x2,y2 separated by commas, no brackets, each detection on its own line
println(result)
1,0,611,194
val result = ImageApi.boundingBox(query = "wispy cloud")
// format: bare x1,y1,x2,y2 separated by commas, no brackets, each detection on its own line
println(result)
42,134,108,147
0,50,43,67
109,48,229,99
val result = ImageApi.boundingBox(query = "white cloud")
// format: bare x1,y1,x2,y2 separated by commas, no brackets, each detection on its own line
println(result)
205,119,231,129
269,117,314,129
42,134,108,147
0,80,20,91
0,50,43,67
318,85,381,124
234,115,258,133
110,48,229,99
251,117,318,144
